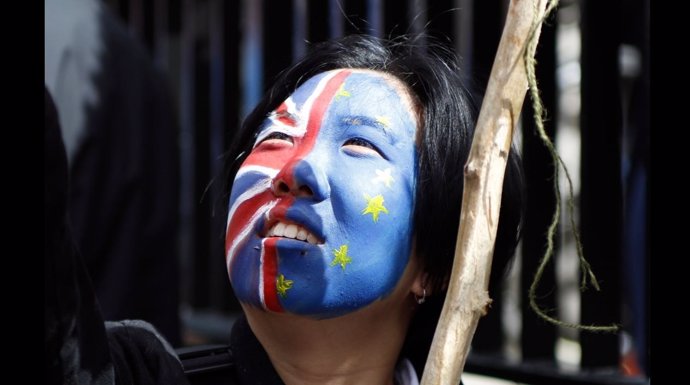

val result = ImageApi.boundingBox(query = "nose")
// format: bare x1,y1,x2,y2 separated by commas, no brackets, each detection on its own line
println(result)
272,159,330,201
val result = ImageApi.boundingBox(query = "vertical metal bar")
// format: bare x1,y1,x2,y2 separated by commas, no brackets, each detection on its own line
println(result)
241,0,263,119
619,0,649,374
129,0,144,42
520,17,558,361
154,0,169,71
224,0,241,140
209,0,225,181
425,0,454,42
619,0,649,376
455,0,473,73
329,0,344,38
407,0,426,39
367,0,383,37
264,0,293,84
222,0,243,314
344,0,366,35
178,0,196,306
191,2,212,310
470,0,503,88
308,0,329,43
293,0,308,61
220,1,242,314
209,0,227,309
580,0,623,369
383,0,408,38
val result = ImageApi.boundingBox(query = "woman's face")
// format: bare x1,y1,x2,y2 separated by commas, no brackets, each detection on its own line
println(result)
226,69,419,318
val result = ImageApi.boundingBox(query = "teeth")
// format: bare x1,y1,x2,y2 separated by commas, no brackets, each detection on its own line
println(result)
284,224,298,238
267,221,321,244
307,234,318,245
273,222,286,237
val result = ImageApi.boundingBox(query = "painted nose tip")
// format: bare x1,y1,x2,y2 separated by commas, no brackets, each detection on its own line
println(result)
272,178,315,198
295,160,330,200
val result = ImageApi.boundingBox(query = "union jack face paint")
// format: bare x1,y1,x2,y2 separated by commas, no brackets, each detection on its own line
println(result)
226,69,418,318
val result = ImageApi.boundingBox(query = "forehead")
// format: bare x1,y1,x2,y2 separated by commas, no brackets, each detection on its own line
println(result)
289,69,419,127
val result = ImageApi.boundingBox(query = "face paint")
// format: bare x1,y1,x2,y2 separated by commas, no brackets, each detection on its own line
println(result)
226,69,418,318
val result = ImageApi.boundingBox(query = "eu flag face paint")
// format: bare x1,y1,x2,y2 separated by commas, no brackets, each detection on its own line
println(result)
226,69,418,318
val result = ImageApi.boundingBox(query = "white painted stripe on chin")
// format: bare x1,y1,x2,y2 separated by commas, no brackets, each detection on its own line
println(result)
259,238,266,310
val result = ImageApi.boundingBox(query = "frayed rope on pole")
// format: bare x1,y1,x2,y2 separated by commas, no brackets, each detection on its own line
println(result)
524,0,619,333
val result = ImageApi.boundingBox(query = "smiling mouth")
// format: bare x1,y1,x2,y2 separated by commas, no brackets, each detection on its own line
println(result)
265,221,323,245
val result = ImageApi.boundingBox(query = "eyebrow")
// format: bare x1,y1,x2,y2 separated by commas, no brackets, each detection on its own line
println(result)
341,115,391,137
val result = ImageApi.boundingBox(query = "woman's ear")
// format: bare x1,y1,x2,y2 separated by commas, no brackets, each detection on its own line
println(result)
411,271,430,298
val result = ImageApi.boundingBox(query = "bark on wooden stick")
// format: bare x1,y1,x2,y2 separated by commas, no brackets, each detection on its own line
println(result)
420,1,548,384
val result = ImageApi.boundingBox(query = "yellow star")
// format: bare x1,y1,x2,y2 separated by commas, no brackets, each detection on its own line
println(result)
276,274,293,298
372,168,395,188
362,194,389,222
331,244,353,270
375,115,391,128
335,83,351,100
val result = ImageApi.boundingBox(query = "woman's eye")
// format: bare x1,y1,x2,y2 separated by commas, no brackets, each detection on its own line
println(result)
343,138,382,157
258,131,294,146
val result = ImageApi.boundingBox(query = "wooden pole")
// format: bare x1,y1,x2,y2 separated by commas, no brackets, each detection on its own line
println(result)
420,1,549,384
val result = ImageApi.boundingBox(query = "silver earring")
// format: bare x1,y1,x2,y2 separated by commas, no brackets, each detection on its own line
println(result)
416,288,426,305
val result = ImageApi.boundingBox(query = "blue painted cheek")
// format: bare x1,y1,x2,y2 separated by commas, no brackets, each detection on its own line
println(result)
230,240,263,306
332,150,417,306
274,245,330,314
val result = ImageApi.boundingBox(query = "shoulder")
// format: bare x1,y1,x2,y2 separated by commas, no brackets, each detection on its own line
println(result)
106,320,190,385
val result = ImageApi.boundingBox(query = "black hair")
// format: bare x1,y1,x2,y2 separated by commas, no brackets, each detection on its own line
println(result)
224,33,523,299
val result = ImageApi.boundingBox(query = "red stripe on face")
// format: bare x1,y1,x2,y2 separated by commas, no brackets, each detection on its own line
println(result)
262,238,283,312
259,197,293,311
253,70,350,312
230,70,352,312
278,70,351,188
259,71,350,310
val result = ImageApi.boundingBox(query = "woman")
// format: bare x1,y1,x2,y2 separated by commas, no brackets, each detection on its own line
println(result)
221,34,523,385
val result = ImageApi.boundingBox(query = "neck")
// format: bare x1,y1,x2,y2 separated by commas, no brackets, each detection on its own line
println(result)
243,298,415,385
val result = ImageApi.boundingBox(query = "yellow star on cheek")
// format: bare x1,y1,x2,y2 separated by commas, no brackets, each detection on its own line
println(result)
361,194,389,222
335,83,351,100
375,115,391,128
276,274,293,298
372,168,395,188
331,244,353,270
